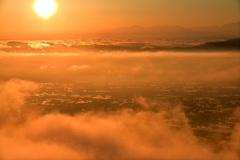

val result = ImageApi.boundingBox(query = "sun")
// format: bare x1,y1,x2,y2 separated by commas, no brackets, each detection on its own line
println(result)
34,0,57,18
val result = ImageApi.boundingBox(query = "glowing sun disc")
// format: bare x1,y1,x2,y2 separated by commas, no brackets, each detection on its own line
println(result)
34,0,57,18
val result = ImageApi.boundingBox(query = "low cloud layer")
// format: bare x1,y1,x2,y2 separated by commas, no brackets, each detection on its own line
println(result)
68,65,90,70
0,52,239,84
0,79,239,160
0,79,38,126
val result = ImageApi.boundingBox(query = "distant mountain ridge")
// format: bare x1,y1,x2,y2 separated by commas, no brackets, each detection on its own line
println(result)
95,22,240,39
194,38,240,50
1,22,239,40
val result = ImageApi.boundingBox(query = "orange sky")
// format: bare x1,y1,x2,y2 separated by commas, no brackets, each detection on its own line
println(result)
0,0,239,39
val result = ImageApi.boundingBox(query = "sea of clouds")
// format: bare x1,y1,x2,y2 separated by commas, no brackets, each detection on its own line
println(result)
0,79,239,160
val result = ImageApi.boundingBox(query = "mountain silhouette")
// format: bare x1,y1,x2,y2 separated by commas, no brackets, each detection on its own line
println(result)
193,38,240,50
96,22,240,39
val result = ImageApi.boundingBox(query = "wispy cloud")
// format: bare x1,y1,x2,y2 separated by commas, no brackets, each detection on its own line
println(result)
68,65,89,70
40,65,55,70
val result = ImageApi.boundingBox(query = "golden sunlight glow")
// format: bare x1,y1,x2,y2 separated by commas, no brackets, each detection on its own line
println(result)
34,0,57,18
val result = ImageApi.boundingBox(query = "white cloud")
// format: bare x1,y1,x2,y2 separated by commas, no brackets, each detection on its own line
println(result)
40,65,55,70
68,65,89,70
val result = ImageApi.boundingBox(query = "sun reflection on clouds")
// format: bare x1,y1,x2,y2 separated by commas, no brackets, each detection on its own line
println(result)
28,42,50,49
68,65,90,70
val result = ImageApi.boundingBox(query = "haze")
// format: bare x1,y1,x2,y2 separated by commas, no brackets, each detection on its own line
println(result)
0,0,239,39
0,0,240,160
